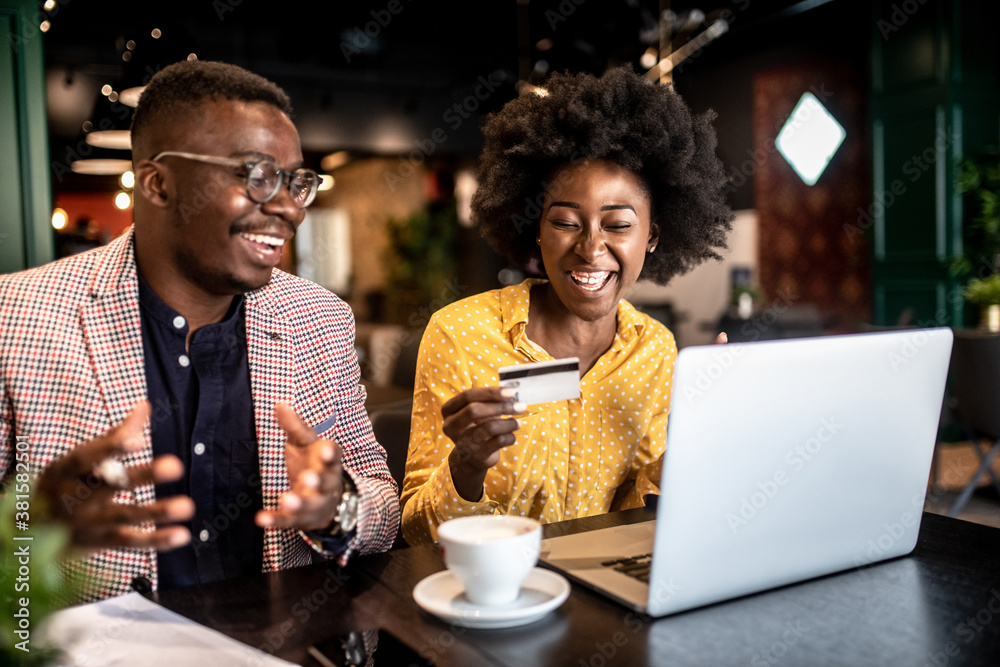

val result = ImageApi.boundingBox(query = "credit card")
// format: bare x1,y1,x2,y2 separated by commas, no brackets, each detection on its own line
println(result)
498,357,581,405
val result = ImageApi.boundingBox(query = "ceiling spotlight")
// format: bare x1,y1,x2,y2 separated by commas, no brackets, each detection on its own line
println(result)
536,38,553,51
119,86,145,108
640,48,658,70
120,171,135,189
115,191,132,210
516,82,548,97
101,84,113,96
85,130,131,150
151,28,162,39
51,208,68,231
681,9,705,31
44,0,56,10
126,40,135,50
321,151,351,172
318,175,335,191
70,159,133,175
40,20,50,32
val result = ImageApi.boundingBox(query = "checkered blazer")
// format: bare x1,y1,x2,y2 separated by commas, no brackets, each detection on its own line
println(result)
0,228,400,601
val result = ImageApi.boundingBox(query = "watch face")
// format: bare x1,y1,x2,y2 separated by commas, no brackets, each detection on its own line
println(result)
340,492,360,533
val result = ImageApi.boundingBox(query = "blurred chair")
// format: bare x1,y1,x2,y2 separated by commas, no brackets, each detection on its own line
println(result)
390,333,422,392
370,402,413,550
370,403,412,496
945,329,1000,517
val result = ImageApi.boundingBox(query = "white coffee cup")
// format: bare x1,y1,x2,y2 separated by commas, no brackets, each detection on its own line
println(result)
437,515,542,606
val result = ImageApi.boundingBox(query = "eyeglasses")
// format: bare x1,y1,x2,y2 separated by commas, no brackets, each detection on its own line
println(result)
152,151,322,208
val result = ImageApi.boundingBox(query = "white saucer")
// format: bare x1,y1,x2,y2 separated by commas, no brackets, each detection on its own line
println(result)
412,567,570,629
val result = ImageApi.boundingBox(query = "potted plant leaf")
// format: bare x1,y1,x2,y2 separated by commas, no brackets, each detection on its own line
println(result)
955,148,1000,330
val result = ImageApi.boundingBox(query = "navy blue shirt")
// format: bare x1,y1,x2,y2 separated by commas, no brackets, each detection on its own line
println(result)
138,273,264,589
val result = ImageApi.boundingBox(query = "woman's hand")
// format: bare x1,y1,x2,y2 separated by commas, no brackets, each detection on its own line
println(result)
441,387,525,502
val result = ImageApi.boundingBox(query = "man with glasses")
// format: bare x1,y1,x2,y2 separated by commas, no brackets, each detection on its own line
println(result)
0,60,399,601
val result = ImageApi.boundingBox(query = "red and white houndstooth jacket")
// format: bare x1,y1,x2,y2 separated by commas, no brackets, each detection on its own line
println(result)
0,228,400,601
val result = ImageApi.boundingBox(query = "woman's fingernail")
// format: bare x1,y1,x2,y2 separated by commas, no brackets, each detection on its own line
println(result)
512,402,527,413
500,388,517,398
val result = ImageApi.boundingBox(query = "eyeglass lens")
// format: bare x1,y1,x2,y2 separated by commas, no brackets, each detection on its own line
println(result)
246,161,319,207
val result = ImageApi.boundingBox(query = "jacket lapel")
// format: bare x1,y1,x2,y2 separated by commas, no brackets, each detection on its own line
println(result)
78,229,157,586
244,282,297,570
78,230,151,472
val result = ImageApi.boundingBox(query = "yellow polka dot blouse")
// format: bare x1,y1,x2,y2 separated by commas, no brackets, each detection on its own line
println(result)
400,279,677,545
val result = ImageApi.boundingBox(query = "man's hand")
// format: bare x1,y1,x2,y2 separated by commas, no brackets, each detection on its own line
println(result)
255,403,345,532
35,401,195,551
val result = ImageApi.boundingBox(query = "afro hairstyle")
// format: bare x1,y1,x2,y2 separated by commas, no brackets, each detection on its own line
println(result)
472,66,733,285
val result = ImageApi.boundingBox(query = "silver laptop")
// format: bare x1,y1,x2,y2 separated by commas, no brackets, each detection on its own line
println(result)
539,328,954,617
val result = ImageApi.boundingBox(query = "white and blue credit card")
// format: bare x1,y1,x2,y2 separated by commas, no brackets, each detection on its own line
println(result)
498,357,581,405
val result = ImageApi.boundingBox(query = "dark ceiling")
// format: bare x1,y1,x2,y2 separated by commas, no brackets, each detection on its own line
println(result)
41,0,832,188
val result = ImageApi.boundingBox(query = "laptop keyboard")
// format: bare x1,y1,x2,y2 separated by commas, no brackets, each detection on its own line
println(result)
601,553,653,583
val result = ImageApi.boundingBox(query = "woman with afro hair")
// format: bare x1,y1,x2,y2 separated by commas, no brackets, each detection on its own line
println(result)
401,66,733,545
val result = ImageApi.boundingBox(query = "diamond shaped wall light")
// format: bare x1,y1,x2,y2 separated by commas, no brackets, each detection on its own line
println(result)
775,92,845,186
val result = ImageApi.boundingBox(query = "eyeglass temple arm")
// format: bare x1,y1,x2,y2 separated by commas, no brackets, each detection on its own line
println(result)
152,151,245,168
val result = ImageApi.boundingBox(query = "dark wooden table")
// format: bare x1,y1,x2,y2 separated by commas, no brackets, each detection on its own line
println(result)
157,510,1000,666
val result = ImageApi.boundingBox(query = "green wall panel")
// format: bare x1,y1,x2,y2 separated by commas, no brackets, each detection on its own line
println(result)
0,0,52,274
871,0,999,327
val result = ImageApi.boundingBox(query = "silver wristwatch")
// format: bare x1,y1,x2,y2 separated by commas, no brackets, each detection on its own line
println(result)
330,474,360,536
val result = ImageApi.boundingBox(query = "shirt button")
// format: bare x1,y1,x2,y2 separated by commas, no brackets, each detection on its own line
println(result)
172,315,186,329
178,354,190,367
194,442,206,456
199,530,210,542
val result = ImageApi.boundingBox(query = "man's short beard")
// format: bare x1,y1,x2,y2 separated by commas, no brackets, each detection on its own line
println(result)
174,248,272,295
